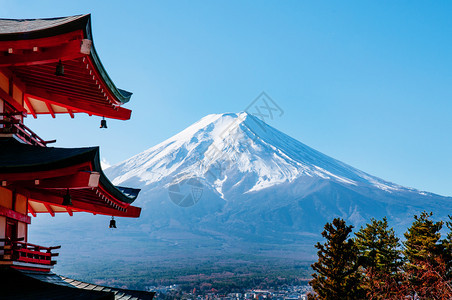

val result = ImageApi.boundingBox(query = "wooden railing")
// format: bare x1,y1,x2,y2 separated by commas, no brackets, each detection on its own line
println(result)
0,113,55,147
0,238,60,266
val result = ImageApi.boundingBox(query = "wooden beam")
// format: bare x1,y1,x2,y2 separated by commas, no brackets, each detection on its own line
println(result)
17,64,94,84
23,75,106,99
23,96,37,118
43,203,55,217
67,108,74,118
95,186,128,209
0,86,26,113
29,190,141,218
25,172,100,189
0,162,92,182
25,87,131,120
8,75,13,96
0,39,92,67
45,101,55,118
0,31,84,52
28,203,37,217
84,57,122,107
24,80,105,102
0,206,31,224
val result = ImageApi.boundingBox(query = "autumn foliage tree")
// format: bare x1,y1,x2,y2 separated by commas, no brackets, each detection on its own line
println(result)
443,215,452,281
309,218,363,299
354,217,403,299
310,213,452,299
402,211,451,298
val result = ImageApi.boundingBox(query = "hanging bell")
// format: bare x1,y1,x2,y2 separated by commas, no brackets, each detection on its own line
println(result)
62,189,72,206
109,216,117,228
100,117,107,129
55,60,64,76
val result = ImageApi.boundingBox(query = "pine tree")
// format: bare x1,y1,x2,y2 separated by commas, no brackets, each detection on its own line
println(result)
403,211,451,298
443,215,452,283
354,217,403,299
309,218,363,299
443,216,452,297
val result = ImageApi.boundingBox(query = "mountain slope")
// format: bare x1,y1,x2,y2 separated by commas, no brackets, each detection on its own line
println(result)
31,112,451,275
104,112,449,250
108,112,414,194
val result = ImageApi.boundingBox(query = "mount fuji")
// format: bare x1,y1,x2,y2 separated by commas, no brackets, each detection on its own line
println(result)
31,112,451,275
104,112,449,254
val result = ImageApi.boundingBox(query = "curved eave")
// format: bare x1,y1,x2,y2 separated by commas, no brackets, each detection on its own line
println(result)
91,148,140,205
0,139,141,217
0,15,91,41
88,43,132,104
0,14,132,116
81,14,132,104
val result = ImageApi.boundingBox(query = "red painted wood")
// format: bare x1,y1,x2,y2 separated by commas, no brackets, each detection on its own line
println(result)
27,203,37,217
23,96,37,118
0,31,84,52
1,160,139,217
18,66,94,86
24,171,100,189
25,80,108,103
0,207,31,224
0,162,92,181
20,69,106,97
17,255,51,265
45,101,55,118
5,51,128,120
19,60,101,84
43,203,55,217
84,56,122,106
0,30,132,119
14,240,59,252
25,88,131,120
0,39,89,67
0,87,26,113
28,190,141,218
0,120,48,147
95,186,128,209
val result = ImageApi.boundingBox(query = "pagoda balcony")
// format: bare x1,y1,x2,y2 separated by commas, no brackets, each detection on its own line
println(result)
0,238,60,270
0,113,55,147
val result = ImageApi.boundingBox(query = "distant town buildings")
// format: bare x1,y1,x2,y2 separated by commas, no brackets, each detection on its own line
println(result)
150,284,312,299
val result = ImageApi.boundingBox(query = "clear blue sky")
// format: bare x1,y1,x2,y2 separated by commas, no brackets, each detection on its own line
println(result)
3,1,452,196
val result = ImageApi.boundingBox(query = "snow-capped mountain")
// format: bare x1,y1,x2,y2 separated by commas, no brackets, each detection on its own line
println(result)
102,112,450,254
31,112,451,268
108,112,413,195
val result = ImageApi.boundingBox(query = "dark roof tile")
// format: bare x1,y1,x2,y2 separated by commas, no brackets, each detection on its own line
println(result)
0,15,87,35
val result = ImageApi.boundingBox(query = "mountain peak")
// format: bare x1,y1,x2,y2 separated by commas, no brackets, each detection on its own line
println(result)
41,113,452,271
103,111,450,258
107,112,414,196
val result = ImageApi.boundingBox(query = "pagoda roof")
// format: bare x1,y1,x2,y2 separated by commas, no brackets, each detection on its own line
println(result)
0,138,141,218
0,15,91,39
0,267,155,299
0,267,114,299
0,14,132,119
60,275,155,299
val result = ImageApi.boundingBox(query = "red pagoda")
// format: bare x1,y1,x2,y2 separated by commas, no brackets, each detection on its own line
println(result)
0,14,153,299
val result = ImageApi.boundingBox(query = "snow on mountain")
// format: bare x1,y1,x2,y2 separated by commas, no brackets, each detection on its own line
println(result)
101,112,450,253
108,112,409,195
30,112,451,270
